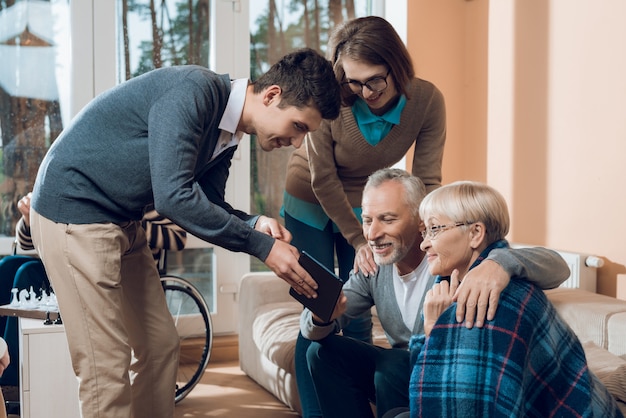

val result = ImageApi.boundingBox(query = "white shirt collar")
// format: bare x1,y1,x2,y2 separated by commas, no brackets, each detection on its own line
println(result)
218,78,248,134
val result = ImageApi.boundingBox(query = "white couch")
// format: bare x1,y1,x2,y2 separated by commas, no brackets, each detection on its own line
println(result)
239,272,626,416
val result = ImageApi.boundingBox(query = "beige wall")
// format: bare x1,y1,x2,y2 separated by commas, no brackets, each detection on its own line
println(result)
406,0,626,299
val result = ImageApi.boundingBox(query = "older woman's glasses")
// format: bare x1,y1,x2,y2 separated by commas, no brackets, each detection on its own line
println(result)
421,222,474,240
342,70,391,94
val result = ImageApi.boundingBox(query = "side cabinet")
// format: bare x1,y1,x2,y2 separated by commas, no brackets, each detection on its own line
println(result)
18,318,80,418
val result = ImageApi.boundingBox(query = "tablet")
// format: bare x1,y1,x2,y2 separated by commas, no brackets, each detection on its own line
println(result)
289,251,344,323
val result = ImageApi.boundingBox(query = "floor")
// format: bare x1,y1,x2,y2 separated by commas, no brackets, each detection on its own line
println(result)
2,334,298,418
173,360,300,418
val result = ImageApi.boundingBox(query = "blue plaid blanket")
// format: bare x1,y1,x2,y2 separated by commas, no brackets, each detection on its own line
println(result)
408,247,623,417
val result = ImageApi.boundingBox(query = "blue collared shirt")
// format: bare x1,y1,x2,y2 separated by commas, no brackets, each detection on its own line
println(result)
351,95,407,145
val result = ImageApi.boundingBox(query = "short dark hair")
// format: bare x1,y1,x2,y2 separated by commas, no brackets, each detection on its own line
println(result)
328,16,415,106
252,48,341,120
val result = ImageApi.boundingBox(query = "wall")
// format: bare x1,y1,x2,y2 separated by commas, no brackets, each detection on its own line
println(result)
407,0,626,299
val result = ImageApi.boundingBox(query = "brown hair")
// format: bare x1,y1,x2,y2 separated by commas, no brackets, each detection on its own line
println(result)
253,48,341,120
327,16,415,106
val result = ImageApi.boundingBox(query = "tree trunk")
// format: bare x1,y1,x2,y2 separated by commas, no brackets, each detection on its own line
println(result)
329,0,342,28
345,0,355,20
150,0,163,68
122,0,131,80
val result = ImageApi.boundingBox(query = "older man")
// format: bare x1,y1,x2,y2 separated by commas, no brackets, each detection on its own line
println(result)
300,168,570,418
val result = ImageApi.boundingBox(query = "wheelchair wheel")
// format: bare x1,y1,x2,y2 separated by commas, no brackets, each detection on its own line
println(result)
160,275,212,403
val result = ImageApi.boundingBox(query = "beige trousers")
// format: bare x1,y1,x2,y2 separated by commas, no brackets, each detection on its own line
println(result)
31,210,179,418
0,389,6,418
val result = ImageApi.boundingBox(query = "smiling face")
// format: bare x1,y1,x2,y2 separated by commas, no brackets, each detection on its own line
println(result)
341,57,398,113
419,215,476,278
248,86,323,151
361,180,422,272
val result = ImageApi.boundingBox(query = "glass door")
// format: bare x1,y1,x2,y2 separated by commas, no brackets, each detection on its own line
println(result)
247,0,386,272
104,0,247,334
0,0,71,248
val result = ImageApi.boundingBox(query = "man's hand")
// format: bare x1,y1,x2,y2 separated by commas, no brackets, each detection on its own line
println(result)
353,243,377,277
17,192,32,227
255,215,292,243
424,270,459,336
453,260,510,328
264,239,318,298
313,291,347,324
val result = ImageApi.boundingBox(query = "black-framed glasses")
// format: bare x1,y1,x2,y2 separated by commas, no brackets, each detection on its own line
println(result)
342,69,391,94
421,222,474,240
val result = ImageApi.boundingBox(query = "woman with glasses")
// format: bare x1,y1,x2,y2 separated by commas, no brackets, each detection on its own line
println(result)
283,15,445,418
387,181,622,418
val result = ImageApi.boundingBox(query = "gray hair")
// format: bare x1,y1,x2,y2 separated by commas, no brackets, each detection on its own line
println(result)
363,168,427,216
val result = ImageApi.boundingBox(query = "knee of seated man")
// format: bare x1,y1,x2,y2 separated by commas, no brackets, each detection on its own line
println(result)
305,336,344,370
305,340,324,366
374,349,410,384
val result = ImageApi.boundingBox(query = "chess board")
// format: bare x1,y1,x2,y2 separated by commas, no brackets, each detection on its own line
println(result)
0,304,60,322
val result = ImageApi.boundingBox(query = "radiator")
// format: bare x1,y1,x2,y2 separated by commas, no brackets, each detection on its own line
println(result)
511,244,603,292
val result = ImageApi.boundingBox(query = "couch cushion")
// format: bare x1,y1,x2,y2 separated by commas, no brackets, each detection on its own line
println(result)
546,288,626,350
583,341,626,405
252,301,301,374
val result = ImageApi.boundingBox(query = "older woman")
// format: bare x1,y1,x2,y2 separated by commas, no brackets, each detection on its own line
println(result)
406,181,622,417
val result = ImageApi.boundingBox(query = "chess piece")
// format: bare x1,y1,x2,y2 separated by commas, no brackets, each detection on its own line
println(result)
10,288,19,307
29,286,37,305
19,288,36,308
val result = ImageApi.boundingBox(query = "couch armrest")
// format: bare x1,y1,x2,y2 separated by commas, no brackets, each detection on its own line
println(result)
239,272,291,307
239,272,291,340
238,271,303,414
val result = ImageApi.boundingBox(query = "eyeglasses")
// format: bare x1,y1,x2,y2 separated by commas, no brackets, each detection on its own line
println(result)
421,222,474,240
342,70,391,94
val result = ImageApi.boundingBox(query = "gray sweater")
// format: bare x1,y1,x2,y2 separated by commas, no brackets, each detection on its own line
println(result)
301,247,570,349
32,66,274,261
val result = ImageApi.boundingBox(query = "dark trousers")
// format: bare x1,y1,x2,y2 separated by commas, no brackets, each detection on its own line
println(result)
307,334,410,418
285,212,374,418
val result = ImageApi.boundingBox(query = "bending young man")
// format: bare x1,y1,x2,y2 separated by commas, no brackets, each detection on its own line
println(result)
30,48,341,418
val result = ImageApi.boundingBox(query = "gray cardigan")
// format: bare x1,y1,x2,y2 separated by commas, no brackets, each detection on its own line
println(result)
301,247,570,349
32,66,274,261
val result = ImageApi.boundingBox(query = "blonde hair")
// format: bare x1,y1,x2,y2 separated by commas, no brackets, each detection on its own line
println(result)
419,181,510,244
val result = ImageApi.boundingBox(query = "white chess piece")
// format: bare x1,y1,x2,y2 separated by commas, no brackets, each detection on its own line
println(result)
18,289,29,306
10,288,19,307
29,286,37,306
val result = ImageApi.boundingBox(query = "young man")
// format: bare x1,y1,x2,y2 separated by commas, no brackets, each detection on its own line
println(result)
301,168,570,418
29,48,341,418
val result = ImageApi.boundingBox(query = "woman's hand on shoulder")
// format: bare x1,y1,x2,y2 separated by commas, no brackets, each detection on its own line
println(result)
353,243,377,277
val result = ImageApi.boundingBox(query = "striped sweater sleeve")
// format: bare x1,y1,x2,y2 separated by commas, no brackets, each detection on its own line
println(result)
141,209,187,252
16,217,35,251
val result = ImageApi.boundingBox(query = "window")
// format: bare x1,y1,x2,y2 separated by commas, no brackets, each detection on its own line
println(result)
0,0,399,335
248,0,385,272
0,0,244,334
0,0,70,244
